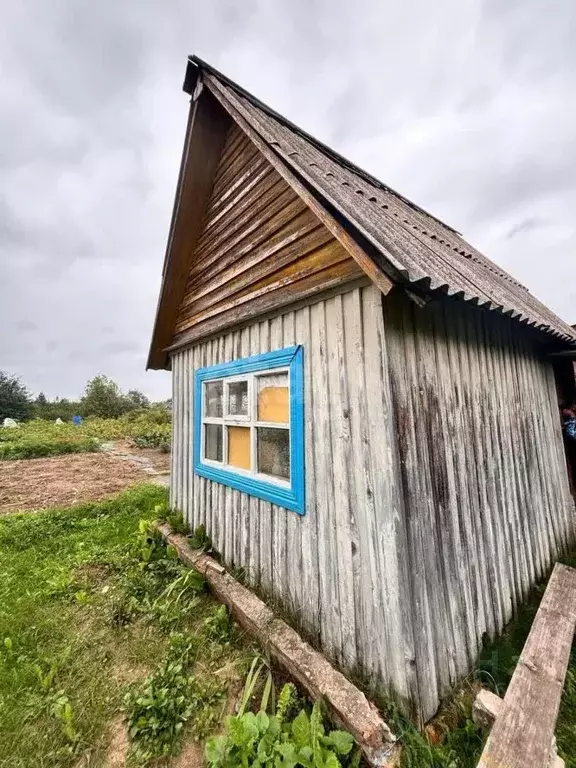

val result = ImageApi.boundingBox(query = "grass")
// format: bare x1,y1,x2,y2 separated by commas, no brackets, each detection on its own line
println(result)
2,480,574,767
0,485,252,767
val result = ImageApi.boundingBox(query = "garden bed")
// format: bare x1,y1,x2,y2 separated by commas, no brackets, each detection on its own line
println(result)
0,452,146,514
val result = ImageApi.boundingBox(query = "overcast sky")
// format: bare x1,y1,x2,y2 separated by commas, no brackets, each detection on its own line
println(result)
1,0,575,401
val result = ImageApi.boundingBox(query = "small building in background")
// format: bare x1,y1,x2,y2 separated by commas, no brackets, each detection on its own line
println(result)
148,57,576,724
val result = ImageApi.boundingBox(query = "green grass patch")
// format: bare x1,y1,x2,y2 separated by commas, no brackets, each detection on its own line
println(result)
0,486,251,767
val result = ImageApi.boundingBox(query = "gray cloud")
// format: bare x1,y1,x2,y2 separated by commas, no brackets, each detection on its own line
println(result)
1,0,575,401
505,216,548,240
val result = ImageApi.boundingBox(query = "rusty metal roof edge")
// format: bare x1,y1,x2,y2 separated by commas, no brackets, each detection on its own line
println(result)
186,55,461,236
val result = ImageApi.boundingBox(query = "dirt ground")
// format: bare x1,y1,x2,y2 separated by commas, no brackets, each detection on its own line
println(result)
0,447,170,514
110,439,171,473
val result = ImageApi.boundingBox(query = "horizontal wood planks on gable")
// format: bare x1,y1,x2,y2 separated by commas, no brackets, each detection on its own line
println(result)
173,122,363,345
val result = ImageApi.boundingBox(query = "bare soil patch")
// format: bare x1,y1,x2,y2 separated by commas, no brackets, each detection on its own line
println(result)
103,715,130,768
113,439,171,473
172,739,204,767
0,452,144,514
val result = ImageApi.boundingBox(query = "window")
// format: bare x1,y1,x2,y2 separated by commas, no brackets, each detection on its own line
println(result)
193,346,305,514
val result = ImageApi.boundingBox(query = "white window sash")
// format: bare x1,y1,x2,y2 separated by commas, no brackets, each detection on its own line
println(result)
200,366,290,486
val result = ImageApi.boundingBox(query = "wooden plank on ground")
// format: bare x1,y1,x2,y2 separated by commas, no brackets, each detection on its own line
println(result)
478,563,576,768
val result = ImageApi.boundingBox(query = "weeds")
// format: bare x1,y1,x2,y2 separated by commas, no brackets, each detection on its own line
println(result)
204,605,236,644
0,414,171,461
0,435,99,460
162,508,190,535
205,661,359,768
394,715,482,768
125,659,212,762
0,485,251,767
189,522,213,552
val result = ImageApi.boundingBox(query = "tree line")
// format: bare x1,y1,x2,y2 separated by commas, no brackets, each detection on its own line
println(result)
0,371,169,422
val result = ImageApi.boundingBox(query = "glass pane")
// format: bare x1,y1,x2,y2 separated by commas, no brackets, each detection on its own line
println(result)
204,380,223,418
228,426,251,470
257,373,289,423
257,427,290,480
204,424,223,462
227,380,248,417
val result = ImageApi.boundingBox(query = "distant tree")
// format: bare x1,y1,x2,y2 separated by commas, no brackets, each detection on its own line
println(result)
125,390,150,410
32,393,80,421
53,398,80,421
33,392,50,420
81,375,128,419
0,371,32,422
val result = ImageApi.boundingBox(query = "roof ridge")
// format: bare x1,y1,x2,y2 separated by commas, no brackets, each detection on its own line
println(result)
187,55,461,236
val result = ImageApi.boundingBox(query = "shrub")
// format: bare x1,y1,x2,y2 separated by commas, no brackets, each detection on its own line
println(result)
0,435,99,460
0,415,172,459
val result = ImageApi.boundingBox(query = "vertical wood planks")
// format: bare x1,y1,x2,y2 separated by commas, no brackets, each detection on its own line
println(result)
170,286,575,725
384,292,575,721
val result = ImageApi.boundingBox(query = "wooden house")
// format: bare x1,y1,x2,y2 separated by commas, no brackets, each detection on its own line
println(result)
148,56,576,723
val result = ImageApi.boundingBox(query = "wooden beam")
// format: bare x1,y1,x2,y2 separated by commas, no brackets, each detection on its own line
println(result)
204,74,395,298
155,521,401,768
477,563,576,768
147,90,231,369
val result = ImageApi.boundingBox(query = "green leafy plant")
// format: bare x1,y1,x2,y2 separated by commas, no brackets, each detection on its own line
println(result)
189,523,213,552
33,661,59,693
134,519,169,565
124,652,225,763
0,435,100,460
204,604,235,644
205,662,359,768
124,660,197,761
164,509,189,535
50,693,79,744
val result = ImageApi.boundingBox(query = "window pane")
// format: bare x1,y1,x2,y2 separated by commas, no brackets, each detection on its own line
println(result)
205,380,223,418
228,426,251,470
257,427,290,479
227,380,248,417
257,373,289,423
204,424,223,462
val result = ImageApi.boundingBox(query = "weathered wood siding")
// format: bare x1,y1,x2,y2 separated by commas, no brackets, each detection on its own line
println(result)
173,122,363,345
170,284,575,723
384,291,576,720
171,284,419,716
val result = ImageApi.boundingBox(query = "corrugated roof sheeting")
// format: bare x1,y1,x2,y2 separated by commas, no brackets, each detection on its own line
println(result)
202,69,576,344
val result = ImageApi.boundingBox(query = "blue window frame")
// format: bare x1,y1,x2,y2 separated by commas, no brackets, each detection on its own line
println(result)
193,345,305,515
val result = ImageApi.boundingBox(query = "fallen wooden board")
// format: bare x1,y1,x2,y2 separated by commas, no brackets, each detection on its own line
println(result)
156,522,400,768
477,563,576,768
473,688,565,768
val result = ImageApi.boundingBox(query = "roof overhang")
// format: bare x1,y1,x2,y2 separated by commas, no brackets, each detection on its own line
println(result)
146,81,231,370
147,56,576,371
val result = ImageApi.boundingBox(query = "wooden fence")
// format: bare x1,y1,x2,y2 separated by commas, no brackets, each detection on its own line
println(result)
477,563,576,768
